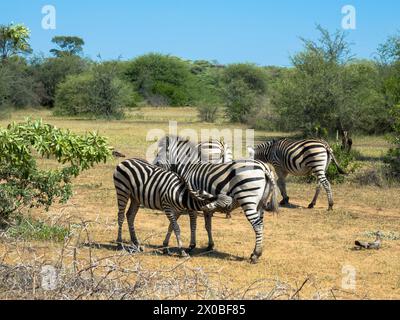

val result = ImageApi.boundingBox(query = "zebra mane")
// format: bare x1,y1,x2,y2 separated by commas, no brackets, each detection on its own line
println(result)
156,135,198,164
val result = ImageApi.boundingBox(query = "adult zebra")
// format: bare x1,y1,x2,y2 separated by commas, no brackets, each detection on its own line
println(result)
153,135,279,263
195,138,234,218
113,158,233,256
248,138,346,210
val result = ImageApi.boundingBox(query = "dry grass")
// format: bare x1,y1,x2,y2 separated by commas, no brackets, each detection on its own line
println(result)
1,108,399,300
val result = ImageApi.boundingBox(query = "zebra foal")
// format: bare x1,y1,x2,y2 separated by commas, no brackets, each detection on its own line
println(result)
153,135,279,263
113,158,231,256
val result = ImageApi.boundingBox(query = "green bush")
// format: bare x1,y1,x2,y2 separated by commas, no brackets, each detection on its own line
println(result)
5,215,70,242
0,57,39,108
221,64,267,123
196,103,220,123
125,53,193,106
325,144,360,183
0,119,111,221
30,54,88,107
384,104,400,178
55,62,134,118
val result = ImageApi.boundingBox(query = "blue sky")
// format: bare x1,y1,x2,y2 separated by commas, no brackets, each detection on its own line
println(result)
1,0,399,66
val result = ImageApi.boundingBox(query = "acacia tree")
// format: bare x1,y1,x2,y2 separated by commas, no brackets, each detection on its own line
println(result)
273,25,387,137
50,36,85,57
0,23,32,62
0,119,111,220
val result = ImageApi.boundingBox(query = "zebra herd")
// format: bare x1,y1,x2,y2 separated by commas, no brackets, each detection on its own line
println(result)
113,135,345,263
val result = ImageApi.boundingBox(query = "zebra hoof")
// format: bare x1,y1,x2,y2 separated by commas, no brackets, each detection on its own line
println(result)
327,206,333,211
250,254,259,264
179,250,189,258
225,213,232,219
308,203,315,209
163,248,172,256
116,243,123,251
206,245,214,252
187,244,196,252
279,198,289,206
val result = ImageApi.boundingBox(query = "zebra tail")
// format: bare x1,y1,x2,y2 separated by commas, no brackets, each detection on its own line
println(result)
327,147,347,175
260,166,279,213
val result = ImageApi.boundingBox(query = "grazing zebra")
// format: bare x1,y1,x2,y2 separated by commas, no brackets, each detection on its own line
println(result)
153,135,279,263
113,158,232,256
248,138,346,210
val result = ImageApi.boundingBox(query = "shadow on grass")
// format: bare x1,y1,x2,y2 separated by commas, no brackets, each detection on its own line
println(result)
81,241,246,261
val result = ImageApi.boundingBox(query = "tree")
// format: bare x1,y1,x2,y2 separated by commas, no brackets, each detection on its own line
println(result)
272,26,387,136
0,119,111,219
30,54,88,107
50,36,85,57
0,23,32,62
0,57,40,108
125,53,193,106
221,63,267,123
55,62,134,118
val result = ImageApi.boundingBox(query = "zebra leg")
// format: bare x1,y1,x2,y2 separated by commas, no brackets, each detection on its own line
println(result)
276,171,289,205
188,211,197,252
163,213,181,255
126,200,142,252
238,200,264,263
308,182,321,209
319,175,334,210
163,209,187,257
116,192,129,249
204,213,215,251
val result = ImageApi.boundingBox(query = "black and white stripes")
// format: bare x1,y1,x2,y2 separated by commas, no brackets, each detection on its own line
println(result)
153,135,278,263
250,138,345,210
113,158,227,255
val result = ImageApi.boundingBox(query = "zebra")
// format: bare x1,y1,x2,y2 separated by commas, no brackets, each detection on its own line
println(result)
248,138,346,210
153,135,279,264
113,158,233,256
198,138,233,164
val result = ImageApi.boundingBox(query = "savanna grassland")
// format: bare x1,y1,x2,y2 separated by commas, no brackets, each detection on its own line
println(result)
1,108,400,300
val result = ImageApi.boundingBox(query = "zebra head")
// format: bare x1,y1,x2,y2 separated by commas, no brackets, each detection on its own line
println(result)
153,135,198,173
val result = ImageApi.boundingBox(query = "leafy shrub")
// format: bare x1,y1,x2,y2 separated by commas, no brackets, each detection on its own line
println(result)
55,62,134,118
326,143,360,183
0,57,40,108
5,215,69,242
384,104,400,178
125,53,193,106
221,64,267,123
0,119,111,220
30,54,88,107
196,103,220,123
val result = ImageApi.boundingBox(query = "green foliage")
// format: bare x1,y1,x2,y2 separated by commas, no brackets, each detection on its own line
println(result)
272,26,388,135
384,104,400,178
30,54,88,107
0,57,40,108
221,63,267,123
0,23,32,61
55,62,134,118
125,53,193,106
0,119,111,220
5,215,70,242
325,144,360,183
196,103,220,123
50,36,85,57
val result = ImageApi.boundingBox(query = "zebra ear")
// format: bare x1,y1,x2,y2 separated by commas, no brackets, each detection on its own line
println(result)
247,146,255,157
